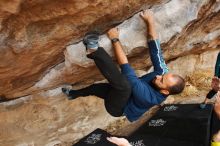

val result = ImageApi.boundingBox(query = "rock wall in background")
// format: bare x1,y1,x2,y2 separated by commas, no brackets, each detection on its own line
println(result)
0,0,167,99
0,0,219,146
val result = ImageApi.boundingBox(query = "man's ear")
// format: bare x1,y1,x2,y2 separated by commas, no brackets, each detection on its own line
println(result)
160,89,169,95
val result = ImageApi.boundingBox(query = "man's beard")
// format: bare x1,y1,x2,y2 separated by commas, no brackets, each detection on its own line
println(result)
151,77,160,90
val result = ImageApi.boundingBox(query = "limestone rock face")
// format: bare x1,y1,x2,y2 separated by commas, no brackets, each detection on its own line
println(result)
0,0,219,146
0,0,219,99
0,0,167,99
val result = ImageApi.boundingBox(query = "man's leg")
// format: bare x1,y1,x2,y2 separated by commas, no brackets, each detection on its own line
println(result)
63,48,131,116
87,47,131,116
87,47,129,90
65,83,110,100
62,33,131,117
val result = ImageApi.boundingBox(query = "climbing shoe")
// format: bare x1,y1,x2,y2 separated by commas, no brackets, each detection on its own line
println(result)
83,31,100,50
62,88,73,100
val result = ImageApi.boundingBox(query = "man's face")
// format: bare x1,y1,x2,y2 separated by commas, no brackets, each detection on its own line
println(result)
152,73,177,94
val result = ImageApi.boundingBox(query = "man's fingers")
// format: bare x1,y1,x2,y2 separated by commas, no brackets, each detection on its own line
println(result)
139,9,154,19
107,137,120,144
143,9,153,15
140,11,144,17
108,28,116,34
140,10,147,17
116,27,119,32
106,137,114,143
110,27,117,32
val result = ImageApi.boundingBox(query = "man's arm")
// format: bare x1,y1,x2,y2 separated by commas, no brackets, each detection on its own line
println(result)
107,28,128,65
107,137,132,146
107,28,140,86
140,10,157,40
140,10,168,74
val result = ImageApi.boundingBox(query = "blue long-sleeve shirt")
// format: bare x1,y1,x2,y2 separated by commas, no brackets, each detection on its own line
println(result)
121,39,169,122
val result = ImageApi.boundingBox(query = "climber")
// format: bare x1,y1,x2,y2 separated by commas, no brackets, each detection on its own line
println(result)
200,52,220,111
199,52,220,146
62,10,185,122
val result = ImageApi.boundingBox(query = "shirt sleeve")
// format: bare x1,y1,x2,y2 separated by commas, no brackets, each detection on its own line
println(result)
148,39,169,75
120,63,140,86
120,64,164,105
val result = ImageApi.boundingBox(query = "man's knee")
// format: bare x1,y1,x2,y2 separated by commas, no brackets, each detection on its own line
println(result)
105,104,124,117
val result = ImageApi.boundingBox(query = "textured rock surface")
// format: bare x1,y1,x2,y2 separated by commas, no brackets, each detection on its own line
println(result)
0,0,167,99
16,0,220,99
0,92,119,146
0,0,219,146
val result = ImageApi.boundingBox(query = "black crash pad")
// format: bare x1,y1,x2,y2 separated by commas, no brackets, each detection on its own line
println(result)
129,104,213,146
73,104,213,146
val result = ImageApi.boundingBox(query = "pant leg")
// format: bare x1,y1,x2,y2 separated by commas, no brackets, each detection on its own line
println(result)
73,47,132,117
104,86,131,117
87,47,132,116
87,47,129,90
69,82,131,117
69,83,110,99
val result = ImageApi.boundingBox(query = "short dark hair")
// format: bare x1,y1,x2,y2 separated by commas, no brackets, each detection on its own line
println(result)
168,75,185,95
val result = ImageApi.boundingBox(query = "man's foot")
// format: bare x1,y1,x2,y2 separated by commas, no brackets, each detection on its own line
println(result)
62,88,75,100
83,31,100,53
